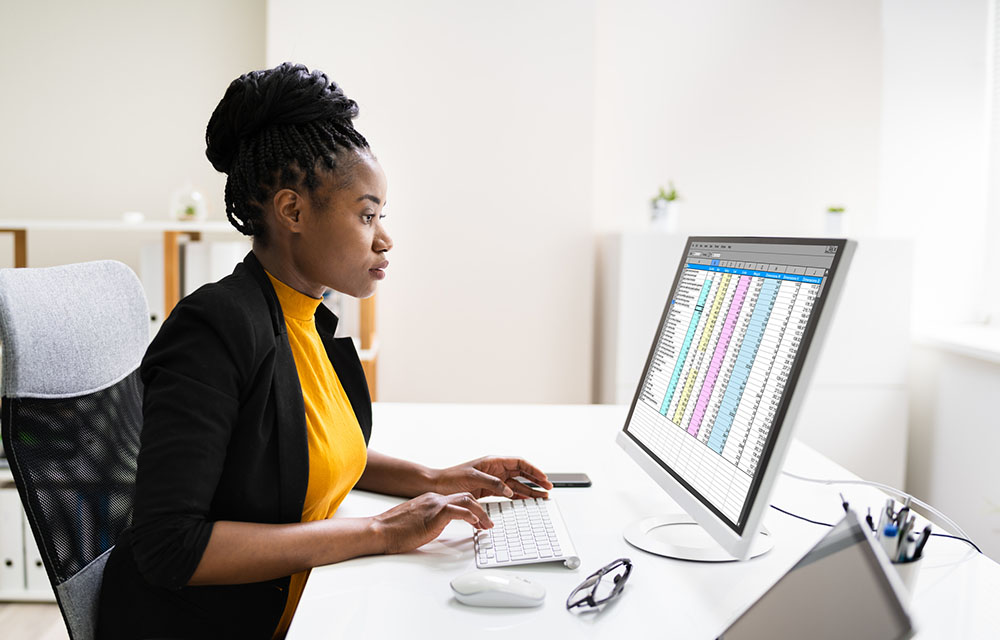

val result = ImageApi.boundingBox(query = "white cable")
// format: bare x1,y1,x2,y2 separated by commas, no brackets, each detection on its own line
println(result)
781,470,975,547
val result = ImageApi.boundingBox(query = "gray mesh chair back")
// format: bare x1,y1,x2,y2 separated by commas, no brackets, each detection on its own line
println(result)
0,261,148,640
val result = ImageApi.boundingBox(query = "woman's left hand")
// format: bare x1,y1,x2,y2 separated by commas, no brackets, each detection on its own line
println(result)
432,457,553,500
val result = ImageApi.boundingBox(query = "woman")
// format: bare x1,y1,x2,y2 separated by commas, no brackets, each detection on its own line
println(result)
98,62,552,639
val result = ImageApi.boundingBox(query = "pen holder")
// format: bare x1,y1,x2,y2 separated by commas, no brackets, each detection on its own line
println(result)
890,557,921,601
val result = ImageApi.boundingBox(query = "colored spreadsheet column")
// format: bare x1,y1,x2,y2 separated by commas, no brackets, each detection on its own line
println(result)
673,274,732,424
660,278,713,417
687,275,750,437
706,277,780,454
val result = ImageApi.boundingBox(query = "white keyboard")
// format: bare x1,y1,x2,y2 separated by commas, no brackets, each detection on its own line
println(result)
474,498,580,569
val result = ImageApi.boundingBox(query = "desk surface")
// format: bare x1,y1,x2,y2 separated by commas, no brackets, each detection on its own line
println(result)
288,403,999,639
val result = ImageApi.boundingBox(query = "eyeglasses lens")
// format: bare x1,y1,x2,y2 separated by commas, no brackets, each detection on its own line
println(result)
567,574,601,608
567,558,632,611
591,563,629,603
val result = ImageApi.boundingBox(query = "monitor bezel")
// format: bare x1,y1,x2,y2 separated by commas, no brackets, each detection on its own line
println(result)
616,236,856,560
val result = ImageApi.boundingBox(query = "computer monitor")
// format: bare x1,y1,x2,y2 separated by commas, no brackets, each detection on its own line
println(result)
616,237,855,561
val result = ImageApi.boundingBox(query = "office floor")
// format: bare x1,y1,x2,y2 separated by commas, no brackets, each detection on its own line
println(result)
0,603,68,639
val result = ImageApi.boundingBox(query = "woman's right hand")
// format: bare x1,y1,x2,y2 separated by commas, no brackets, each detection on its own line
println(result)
372,492,493,554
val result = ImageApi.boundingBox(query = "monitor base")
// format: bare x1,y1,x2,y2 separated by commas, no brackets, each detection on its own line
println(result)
623,514,773,562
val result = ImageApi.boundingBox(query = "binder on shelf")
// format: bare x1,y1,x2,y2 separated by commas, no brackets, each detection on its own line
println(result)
23,512,51,597
0,484,25,594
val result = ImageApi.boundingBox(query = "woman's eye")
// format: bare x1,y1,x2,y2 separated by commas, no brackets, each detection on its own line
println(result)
362,214,375,224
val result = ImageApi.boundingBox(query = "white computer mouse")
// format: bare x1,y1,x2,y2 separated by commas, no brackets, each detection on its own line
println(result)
450,570,546,608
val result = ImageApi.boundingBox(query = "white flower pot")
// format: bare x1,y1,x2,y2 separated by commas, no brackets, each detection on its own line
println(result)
825,212,845,236
652,200,680,233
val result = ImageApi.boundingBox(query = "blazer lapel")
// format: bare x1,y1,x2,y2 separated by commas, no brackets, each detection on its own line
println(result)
316,306,373,445
239,252,309,523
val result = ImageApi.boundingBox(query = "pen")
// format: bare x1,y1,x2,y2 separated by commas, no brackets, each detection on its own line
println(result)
913,525,932,560
866,507,875,533
896,504,910,530
876,502,888,540
881,523,899,560
906,532,918,562
898,531,917,562
897,515,915,559
900,515,915,543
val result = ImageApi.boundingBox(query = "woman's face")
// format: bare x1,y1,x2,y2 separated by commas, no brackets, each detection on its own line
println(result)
290,151,392,299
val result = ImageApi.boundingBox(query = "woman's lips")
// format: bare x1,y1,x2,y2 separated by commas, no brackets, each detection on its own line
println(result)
369,260,389,280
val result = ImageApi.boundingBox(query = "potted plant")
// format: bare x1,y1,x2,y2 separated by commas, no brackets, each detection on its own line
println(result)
170,182,208,222
825,205,846,236
651,182,681,232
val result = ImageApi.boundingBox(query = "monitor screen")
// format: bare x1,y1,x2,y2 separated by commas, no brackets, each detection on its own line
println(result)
620,237,849,540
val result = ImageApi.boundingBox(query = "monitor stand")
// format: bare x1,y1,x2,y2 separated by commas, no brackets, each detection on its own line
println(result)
623,515,773,562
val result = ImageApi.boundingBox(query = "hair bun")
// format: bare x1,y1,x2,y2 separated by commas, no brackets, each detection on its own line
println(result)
205,62,360,174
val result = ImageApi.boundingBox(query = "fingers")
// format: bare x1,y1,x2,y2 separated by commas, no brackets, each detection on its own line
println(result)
505,477,549,500
473,456,554,489
512,459,553,490
444,492,493,528
441,503,481,528
484,457,554,490
471,469,514,498
379,492,499,554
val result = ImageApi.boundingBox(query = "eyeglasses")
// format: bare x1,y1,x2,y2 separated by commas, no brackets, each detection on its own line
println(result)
566,558,633,611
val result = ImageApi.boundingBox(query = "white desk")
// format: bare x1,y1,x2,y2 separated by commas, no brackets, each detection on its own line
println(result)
288,404,999,639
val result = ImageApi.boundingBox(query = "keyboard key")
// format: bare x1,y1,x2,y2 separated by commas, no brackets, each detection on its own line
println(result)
474,498,576,569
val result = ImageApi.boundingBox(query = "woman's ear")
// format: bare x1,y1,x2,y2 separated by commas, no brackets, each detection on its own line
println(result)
271,188,304,232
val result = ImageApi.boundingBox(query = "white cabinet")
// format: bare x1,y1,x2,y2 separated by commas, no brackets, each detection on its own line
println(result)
0,466,56,601
596,232,912,487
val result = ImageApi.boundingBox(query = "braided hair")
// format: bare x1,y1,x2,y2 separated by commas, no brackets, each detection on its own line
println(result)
205,62,370,241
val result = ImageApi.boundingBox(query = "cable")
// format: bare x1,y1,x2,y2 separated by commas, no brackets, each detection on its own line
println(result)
769,504,983,554
769,504,833,527
931,533,983,554
778,470,982,554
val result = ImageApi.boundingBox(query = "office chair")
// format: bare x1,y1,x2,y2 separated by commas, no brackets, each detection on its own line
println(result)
0,261,148,640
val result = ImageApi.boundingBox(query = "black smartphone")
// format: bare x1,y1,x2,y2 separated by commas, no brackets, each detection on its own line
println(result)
523,473,592,488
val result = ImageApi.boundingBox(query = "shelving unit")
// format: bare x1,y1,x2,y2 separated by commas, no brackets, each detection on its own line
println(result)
0,466,54,602
0,219,379,398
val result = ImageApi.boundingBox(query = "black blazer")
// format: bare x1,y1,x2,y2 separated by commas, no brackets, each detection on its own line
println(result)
98,252,372,639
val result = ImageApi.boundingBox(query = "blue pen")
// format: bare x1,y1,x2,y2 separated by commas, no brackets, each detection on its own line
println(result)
877,500,891,540
881,523,899,560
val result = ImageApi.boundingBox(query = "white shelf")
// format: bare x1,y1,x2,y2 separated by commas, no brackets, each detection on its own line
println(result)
916,324,1000,365
0,467,55,602
0,218,236,233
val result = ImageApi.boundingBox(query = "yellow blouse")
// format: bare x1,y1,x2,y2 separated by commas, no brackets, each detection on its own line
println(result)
267,272,368,639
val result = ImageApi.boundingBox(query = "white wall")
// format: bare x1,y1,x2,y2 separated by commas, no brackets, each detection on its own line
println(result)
266,0,886,403
0,2,887,406
909,344,1000,561
267,0,596,403
0,0,265,273
878,0,999,559
594,0,883,237
878,0,991,329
